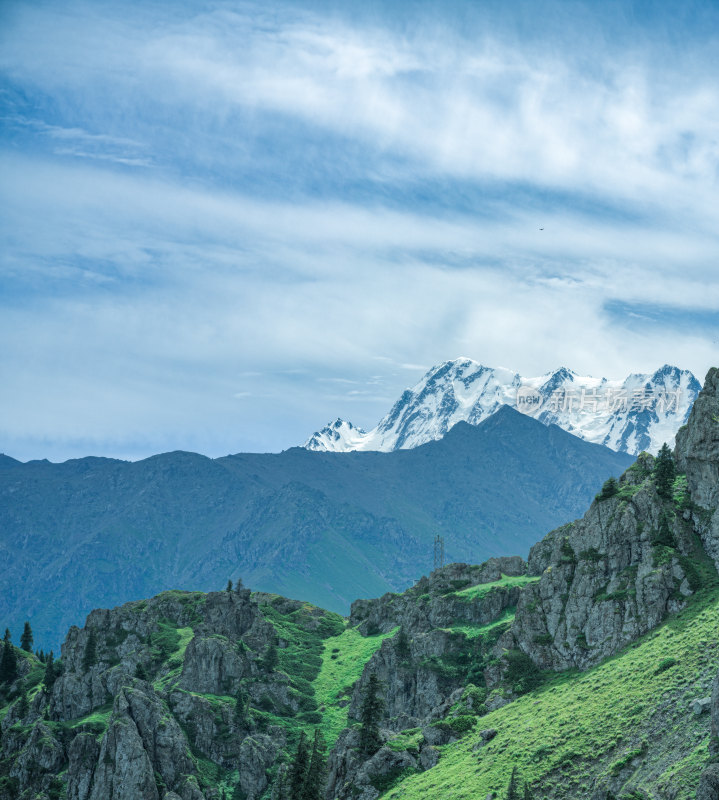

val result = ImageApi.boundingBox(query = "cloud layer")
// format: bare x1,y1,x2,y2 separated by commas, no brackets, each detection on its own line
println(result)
1,0,718,460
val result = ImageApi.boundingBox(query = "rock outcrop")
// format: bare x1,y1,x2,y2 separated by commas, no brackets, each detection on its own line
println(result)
0,587,343,800
676,366,719,569
505,447,714,672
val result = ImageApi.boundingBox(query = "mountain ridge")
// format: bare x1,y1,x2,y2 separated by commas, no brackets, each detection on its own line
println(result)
0,406,633,650
305,358,700,456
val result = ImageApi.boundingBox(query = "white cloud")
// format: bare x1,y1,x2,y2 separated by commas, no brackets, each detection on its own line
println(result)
1,0,718,460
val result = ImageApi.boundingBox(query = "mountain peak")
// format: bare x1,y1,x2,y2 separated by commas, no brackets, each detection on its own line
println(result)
302,360,700,456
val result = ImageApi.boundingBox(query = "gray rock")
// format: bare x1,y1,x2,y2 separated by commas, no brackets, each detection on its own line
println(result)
508,467,698,672
697,764,719,800
676,367,719,570
479,728,498,741
419,745,440,769
693,697,712,715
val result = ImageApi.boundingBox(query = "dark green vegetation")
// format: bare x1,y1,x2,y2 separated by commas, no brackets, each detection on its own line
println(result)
0,406,633,649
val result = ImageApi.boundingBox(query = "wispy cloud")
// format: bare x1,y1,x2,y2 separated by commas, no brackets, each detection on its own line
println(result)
1,0,718,460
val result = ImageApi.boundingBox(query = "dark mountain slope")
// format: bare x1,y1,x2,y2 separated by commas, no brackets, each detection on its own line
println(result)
0,407,632,648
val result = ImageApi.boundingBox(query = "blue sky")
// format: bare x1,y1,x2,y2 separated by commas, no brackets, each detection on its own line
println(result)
1,0,718,461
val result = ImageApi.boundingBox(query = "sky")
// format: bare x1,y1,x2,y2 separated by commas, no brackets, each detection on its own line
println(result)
1,0,718,462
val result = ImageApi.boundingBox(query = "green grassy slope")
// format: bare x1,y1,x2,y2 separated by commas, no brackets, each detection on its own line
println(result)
380,586,719,800
314,625,398,745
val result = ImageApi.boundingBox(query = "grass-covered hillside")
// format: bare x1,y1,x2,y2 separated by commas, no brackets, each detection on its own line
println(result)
380,581,719,799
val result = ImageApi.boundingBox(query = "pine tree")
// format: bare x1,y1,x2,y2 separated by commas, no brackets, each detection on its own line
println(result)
226,579,233,592
234,686,248,726
20,621,33,653
597,476,618,501
652,510,676,548
506,766,520,800
289,732,310,800
359,672,384,758
0,628,18,685
395,627,410,660
264,642,279,673
82,629,97,672
44,651,57,691
302,729,326,800
232,784,247,800
523,781,533,800
272,765,288,800
135,662,149,681
235,578,244,593
17,690,29,719
654,442,676,500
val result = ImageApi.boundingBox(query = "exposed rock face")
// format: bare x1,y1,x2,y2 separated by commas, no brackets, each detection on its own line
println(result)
697,765,719,800
0,588,342,800
326,728,423,800
676,366,719,568
84,683,203,800
327,560,531,797
506,452,709,672
350,558,525,635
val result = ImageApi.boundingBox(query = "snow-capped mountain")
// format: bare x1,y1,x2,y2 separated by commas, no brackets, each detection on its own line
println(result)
304,359,701,456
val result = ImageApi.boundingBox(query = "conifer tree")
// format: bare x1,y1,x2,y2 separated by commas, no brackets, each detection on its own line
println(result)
652,510,676,548
654,442,676,500
235,578,244,593
302,729,326,800
135,662,149,681
226,579,233,592
43,651,57,691
272,765,288,800
523,781,533,800
395,627,410,660
232,784,247,800
20,621,33,653
359,672,384,757
264,641,279,673
0,628,18,685
289,732,310,800
18,689,29,719
82,629,97,672
234,686,248,727
597,476,618,500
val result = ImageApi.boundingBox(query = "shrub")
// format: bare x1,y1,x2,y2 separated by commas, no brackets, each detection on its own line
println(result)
560,539,576,564
504,650,543,694
533,634,553,645
597,477,619,501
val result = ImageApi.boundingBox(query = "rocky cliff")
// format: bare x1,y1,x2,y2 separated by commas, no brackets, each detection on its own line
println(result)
0,586,345,800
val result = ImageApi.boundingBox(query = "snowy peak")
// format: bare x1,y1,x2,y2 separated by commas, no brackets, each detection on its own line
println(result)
303,418,368,452
303,358,701,456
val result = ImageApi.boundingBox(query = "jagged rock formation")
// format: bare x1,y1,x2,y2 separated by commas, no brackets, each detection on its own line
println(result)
327,561,536,799
349,558,525,635
0,587,344,800
676,366,719,569
503,450,706,671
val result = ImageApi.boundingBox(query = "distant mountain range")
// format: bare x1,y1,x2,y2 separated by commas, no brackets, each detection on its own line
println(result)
305,358,700,455
0,407,632,650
